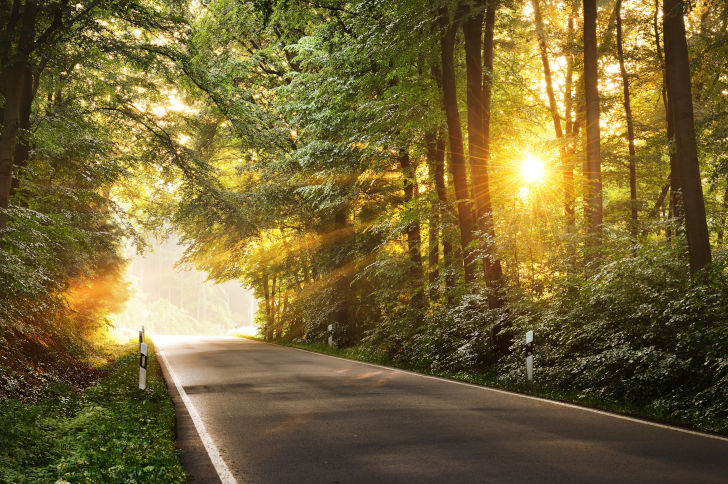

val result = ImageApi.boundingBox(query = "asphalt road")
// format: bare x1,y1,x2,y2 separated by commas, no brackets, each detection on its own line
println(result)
155,336,728,484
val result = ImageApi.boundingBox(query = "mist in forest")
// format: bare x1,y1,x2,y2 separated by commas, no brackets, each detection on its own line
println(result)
111,237,258,338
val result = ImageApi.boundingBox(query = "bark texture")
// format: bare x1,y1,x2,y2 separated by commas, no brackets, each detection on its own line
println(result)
583,0,603,247
663,0,711,273
464,0,504,306
615,0,638,238
440,6,476,283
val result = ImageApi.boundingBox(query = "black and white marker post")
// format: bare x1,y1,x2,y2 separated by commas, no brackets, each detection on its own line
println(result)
139,342,148,390
525,330,534,382
327,324,333,347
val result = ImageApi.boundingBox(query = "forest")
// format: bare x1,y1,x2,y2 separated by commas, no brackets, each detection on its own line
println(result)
1,0,727,433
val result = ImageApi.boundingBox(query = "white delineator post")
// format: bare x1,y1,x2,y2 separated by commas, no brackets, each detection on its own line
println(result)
327,324,333,347
525,330,534,382
139,342,148,390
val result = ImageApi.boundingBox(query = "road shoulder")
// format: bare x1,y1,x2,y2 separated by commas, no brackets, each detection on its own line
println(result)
156,343,221,483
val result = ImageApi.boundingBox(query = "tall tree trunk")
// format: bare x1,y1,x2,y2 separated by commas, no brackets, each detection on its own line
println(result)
615,0,638,239
531,0,564,143
653,0,681,239
398,148,424,303
434,132,455,292
0,0,36,229
663,0,711,273
332,208,351,337
0,65,25,228
563,7,577,227
531,0,572,228
425,133,442,301
464,0,504,306
429,65,455,294
10,63,33,205
583,0,602,248
440,5,476,283
480,0,511,355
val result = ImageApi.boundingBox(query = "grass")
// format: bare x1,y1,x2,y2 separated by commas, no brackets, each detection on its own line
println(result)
0,340,187,483
252,338,727,437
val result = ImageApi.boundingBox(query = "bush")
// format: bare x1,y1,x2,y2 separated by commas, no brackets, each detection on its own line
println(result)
500,245,728,432
0,342,187,483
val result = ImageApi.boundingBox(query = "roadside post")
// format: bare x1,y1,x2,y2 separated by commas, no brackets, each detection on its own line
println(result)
327,324,333,347
525,330,534,382
139,342,148,390
139,328,144,351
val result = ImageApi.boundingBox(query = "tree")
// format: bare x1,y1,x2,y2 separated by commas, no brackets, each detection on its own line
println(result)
583,0,602,249
439,4,476,283
615,0,638,239
663,0,711,273
398,148,424,303
463,0,505,308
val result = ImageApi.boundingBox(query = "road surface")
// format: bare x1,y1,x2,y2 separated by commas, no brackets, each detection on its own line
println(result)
155,336,728,483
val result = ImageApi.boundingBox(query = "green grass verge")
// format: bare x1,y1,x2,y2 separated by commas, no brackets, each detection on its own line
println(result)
0,340,187,483
255,339,726,436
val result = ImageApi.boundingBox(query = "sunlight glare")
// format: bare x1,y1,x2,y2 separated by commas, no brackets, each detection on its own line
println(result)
521,155,545,184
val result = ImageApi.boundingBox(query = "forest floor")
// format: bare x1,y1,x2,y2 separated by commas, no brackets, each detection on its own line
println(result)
0,329,111,402
244,337,728,438
0,340,187,483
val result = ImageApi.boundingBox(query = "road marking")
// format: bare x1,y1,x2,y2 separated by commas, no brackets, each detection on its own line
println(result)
243,338,728,444
155,340,238,484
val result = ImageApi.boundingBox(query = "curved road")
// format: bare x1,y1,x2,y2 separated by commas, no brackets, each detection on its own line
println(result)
155,336,728,483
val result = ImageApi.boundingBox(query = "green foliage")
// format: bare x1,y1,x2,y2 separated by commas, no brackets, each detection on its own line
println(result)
354,241,728,434
0,342,187,483
500,246,728,432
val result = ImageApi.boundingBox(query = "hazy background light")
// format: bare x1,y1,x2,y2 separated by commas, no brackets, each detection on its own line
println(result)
110,235,258,340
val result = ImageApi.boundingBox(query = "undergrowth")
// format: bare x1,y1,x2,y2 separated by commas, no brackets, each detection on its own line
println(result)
0,340,186,483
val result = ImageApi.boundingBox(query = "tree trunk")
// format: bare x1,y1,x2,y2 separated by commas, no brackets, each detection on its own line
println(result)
480,0,511,355
10,63,33,205
439,5,476,283
0,0,36,228
653,0,679,238
425,133,441,301
429,65,454,294
649,181,671,219
583,0,602,248
531,0,574,230
663,0,711,273
563,8,577,227
531,0,564,143
434,132,455,292
333,208,351,335
464,0,504,305
0,65,25,229
398,149,424,296
615,0,638,239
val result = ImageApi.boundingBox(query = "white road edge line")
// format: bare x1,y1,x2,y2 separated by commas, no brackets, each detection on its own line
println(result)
155,340,238,484
241,337,728,444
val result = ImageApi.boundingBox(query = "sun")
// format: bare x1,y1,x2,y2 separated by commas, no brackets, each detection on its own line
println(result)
521,155,545,184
